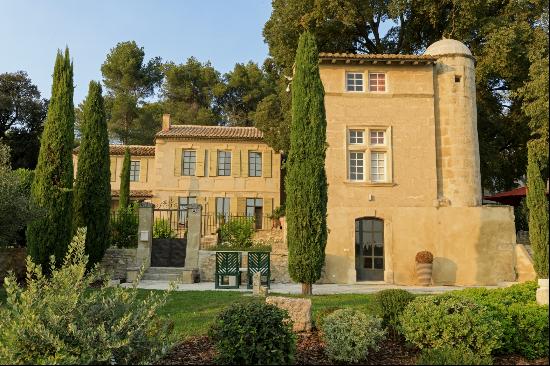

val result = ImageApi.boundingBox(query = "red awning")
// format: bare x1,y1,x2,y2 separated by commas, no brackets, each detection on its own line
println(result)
483,186,549,206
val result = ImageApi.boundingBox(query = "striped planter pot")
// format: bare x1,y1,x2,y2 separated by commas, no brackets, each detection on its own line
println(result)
416,262,433,286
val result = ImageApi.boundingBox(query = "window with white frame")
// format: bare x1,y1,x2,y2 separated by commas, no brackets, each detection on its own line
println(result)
369,73,386,92
182,150,196,176
370,152,386,182
129,161,140,182
178,196,197,224
349,152,364,181
349,130,364,144
347,127,391,183
346,72,364,92
370,130,385,145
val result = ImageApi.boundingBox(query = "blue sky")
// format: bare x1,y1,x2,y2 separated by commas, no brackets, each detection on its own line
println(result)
0,0,272,104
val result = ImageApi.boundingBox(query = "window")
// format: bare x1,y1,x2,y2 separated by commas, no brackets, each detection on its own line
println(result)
349,152,364,181
370,152,386,182
347,127,391,183
182,150,196,176
178,196,197,224
130,161,140,182
349,130,364,144
369,73,386,92
248,152,262,177
246,198,263,229
217,151,231,176
346,72,364,92
370,130,385,145
216,197,230,221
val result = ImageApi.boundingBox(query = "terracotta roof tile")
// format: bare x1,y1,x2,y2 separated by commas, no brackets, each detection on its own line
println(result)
319,52,436,63
156,125,264,140
111,190,153,198
73,145,155,156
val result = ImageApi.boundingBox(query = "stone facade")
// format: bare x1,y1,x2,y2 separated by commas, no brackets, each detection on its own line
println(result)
0,247,27,283
319,39,518,285
100,248,137,281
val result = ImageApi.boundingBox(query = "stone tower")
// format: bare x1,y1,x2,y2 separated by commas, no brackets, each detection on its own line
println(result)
425,39,482,207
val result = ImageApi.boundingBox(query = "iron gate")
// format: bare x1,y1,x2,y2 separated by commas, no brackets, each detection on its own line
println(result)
151,208,187,267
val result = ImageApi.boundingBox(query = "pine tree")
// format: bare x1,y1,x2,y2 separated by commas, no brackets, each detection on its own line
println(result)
119,148,131,209
285,31,328,295
73,81,111,267
27,48,75,270
526,142,549,278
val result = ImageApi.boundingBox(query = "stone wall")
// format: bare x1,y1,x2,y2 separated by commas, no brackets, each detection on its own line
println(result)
0,247,27,283
198,250,291,283
100,248,137,282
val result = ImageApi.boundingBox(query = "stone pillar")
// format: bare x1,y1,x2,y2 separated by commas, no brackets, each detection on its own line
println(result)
136,202,154,269
185,203,202,269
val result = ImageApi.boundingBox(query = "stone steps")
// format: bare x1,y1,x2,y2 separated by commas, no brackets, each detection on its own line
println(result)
142,267,200,283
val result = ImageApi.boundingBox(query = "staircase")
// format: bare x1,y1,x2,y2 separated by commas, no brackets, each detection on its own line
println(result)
142,267,200,283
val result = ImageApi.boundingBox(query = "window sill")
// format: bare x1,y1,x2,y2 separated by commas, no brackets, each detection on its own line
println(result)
343,181,396,187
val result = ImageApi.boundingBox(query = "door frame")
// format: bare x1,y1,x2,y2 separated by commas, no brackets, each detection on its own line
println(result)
355,217,385,281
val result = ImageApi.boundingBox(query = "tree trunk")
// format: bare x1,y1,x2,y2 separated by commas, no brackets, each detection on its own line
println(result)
301,283,312,296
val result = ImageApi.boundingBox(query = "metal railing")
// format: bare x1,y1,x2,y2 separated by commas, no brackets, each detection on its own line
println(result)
201,213,275,237
153,208,187,239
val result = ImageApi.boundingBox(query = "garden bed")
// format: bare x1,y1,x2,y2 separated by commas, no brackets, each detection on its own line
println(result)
156,331,549,365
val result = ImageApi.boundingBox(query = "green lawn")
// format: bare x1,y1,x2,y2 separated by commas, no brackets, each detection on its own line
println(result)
0,286,376,340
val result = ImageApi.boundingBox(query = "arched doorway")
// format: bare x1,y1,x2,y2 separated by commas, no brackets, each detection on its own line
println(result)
355,218,384,281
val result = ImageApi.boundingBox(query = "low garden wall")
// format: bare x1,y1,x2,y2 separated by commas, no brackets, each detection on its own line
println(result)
0,247,27,283
100,247,137,282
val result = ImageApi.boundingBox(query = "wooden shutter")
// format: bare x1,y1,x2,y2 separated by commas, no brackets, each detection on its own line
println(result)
197,196,207,212
230,197,238,216
243,150,249,177
263,197,273,216
174,148,182,176
231,150,241,177
237,197,247,216
139,158,148,182
209,149,217,176
110,157,117,182
196,149,206,177
262,151,272,178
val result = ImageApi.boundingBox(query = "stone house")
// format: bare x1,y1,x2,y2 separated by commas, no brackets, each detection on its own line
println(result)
73,118,282,228
319,39,519,285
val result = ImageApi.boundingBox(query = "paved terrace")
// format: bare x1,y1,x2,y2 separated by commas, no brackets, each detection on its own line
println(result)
121,281,515,295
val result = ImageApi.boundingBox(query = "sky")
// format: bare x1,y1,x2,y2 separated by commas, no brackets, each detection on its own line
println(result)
0,0,272,104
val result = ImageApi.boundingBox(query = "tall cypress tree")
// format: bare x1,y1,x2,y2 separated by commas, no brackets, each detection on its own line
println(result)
27,48,75,270
73,81,111,267
119,148,131,209
286,31,328,295
526,142,549,278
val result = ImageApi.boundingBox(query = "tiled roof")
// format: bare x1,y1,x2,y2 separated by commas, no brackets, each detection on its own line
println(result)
111,190,153,198
156,125,264,140
73,145,155,156
319,52,436,63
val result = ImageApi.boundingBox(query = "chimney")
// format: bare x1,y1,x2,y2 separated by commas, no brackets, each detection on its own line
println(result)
162,114,171,132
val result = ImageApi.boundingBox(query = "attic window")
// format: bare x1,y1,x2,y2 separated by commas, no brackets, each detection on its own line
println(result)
455,75,462,83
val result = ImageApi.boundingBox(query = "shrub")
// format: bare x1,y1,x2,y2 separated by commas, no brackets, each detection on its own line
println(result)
153,218,176,239
111,203,139,248
506,303,549,359
209,301,296,365
415,251,433,263
373,289,415,337
416,346,493,365
322,308,386,363
445,282,547,358
218,217,255,249
0,228,174,364
314,306,340,330
400,296,502,356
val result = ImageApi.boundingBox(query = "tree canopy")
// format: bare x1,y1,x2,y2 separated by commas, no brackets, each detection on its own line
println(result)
0,71,48,169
